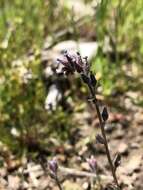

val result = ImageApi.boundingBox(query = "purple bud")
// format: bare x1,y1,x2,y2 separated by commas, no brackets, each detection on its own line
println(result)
74,62,83,73
76,52,83,66
57,57,74,75
49,159,58,174
57,58,68,67
102,107,109,122
87,155,97,171
64,51,75,71
62,67,74,75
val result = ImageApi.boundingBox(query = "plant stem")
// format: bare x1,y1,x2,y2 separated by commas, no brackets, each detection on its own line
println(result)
55,176,63,190
88,85,120,189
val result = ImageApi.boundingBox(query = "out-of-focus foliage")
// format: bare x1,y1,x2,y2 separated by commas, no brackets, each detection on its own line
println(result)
0,0,71,58
0,0,73,153
92,0,143,95
0,0,143,153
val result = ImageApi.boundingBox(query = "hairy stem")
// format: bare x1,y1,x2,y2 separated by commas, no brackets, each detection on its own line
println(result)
88,85,120,189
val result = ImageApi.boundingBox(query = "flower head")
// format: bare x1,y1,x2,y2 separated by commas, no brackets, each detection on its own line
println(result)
57,51,97,94
57,50,90,75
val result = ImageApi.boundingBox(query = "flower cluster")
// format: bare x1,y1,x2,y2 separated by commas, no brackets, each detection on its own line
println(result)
57,51,89,75
57,51,97,90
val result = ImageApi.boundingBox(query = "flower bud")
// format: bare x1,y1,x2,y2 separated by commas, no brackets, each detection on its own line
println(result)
102,107,109,122
49,159,58,174
86,155,97,171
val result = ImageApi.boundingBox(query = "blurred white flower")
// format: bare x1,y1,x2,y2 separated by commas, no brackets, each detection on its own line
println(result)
45,84,62,111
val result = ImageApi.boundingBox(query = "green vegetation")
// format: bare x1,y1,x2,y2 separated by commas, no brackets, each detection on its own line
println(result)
92,0,143,95
0,0,73,154
0,0,143,154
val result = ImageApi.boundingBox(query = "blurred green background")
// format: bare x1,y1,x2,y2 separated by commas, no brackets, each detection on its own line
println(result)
0,0,143,155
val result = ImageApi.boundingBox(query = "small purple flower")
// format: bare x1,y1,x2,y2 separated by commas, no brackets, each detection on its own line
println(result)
87,155,97,172
49,158,58,174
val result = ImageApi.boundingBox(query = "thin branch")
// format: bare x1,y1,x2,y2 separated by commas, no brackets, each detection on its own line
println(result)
88,85,120,189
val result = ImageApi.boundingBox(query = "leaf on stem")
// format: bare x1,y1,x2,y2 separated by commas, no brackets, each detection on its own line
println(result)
113,154,121,171
102,107,109,122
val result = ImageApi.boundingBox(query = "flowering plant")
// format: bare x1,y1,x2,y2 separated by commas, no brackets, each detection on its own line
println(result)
57,51,121,189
